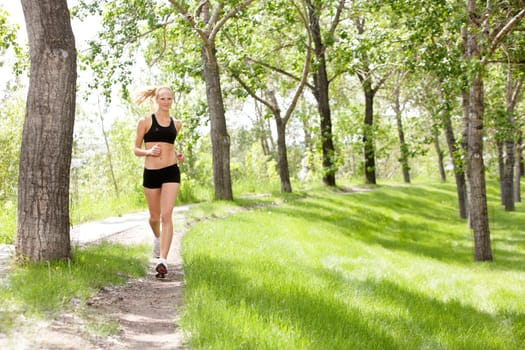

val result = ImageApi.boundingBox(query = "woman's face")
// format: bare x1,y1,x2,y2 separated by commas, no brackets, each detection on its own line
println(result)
156,88,173,111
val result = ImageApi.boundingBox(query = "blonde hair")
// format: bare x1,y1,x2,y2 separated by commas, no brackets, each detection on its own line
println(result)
134,85,173,106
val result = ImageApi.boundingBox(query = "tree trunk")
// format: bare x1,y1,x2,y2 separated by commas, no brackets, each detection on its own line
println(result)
437,80,467,219
502,140,515,210
496,141,505,205
307,3,336,186
200,5,233,201
433,135,446,182
467,73,493,261
274,115,292,193
514,131,523,203
393,85,410,183
515,132,523,202
17,0,77,262
363,80,376,185
465,0,492,261
443,112,468,219
254,100,271,156
98,101,119,197
202,47,233,200
501,62,522,210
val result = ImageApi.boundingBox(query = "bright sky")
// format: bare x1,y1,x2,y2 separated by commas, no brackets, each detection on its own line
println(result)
0,0,100,88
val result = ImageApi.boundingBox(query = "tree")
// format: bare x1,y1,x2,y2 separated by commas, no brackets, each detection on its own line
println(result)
463,1,525,261
17,0,77,261
169,0,256,200
348,12,390,185
305,0,345,186
383,0,469,218
227,0,312,193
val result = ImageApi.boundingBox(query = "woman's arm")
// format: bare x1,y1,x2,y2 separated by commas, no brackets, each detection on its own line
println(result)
134,117,159,157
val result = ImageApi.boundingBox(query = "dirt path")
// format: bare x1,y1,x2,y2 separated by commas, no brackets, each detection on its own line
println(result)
0,209,191,350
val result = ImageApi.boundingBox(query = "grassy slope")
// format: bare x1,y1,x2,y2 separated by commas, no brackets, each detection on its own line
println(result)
181,182,525,350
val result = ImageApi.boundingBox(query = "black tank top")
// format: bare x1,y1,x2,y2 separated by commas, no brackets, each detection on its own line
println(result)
143,114,177,144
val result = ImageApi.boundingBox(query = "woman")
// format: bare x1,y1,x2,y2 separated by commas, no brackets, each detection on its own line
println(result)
134,85,184,278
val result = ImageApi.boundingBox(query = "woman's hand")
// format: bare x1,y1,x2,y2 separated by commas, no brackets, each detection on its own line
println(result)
148,144,161,157
176,152,185,164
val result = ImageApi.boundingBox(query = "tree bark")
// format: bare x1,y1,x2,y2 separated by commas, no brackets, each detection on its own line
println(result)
17,0,77,261
393,84,410,183
433,135,446,182
502,63,523,210
363,79,376,184
496,141,505,205
199,3,233,200
274,110,292,193
442,109,468,219
467,73,492,261
201,40,233,200
515,133,522,202
306,1,337,186
465,0,492,260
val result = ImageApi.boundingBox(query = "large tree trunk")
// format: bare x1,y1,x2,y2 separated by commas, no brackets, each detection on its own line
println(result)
363,80,376,185
17,0,77,262
467,73,492,261
202,47,233,200
200,5,233,201
464,0,492,261
307,3,336,186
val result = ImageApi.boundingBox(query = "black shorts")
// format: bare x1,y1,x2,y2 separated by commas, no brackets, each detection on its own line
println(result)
143,164,180,189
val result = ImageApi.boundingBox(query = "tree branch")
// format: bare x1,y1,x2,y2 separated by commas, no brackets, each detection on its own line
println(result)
231,72,276,114
282,0,313,124
205,2,223,35
168,0,208,42
484,7,525,64
210,0,257,41
328,0,346,36
245,57,314,90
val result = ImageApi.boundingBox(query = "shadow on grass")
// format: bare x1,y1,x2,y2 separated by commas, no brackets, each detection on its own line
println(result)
184,254,524,350
262,184,525,272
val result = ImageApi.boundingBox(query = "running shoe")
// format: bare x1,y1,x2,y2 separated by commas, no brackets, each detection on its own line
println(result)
155,259,168,278
153,236,160,258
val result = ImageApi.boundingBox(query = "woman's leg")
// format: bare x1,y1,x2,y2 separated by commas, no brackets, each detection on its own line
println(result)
159,182,180,260
144,187,161,244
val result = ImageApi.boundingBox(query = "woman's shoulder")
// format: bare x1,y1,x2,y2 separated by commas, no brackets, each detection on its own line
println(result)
172,117,182,131
137,114,153,129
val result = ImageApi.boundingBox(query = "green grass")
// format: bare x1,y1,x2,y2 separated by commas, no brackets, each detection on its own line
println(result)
180,181,525,349
0,242,149,333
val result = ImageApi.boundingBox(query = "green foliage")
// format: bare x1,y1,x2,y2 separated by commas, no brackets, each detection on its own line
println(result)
0,91,24,243
0,8,25,76
181,182,525,349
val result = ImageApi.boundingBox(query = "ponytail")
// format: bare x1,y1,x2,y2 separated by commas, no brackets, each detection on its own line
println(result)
134,87,157,106
134,85,172,106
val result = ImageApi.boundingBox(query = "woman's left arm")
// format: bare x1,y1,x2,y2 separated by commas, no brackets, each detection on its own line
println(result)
174,119,185,163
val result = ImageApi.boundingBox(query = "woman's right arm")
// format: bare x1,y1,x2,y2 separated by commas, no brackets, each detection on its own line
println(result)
134,118,149,157
134,117,161,158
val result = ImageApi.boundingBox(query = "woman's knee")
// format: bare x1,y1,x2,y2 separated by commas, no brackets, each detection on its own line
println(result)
160,211,173,224
149,216,160,226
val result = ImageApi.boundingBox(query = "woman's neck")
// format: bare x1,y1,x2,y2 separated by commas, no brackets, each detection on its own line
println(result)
155,110,170,119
